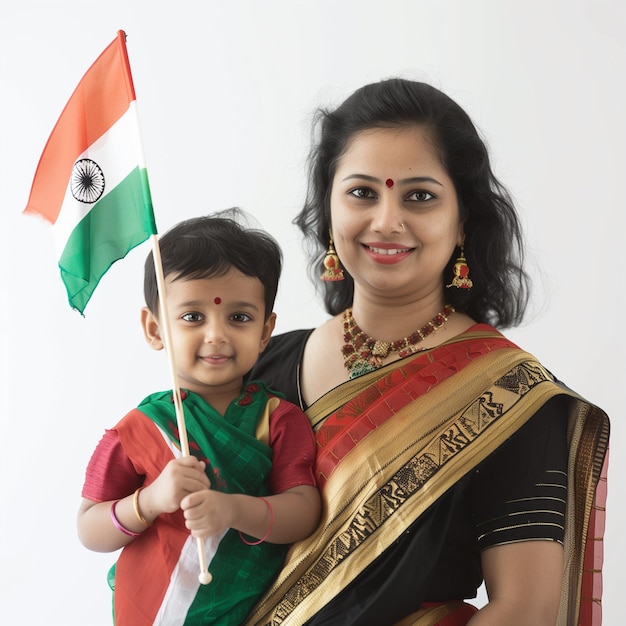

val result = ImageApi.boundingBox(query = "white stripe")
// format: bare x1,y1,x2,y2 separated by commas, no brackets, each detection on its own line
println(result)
154,424,184,459
51,101,144,258
153,532,226,625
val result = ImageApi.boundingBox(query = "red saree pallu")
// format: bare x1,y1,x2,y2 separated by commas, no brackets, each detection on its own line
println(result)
244,325,609,626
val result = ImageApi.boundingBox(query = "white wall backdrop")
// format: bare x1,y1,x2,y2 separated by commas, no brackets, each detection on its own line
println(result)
1,1,623,624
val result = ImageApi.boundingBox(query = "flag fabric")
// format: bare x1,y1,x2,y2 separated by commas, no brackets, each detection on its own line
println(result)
24,30,157,314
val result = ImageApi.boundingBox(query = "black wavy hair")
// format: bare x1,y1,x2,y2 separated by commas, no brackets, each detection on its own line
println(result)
295,78,529,328
144,208,282,320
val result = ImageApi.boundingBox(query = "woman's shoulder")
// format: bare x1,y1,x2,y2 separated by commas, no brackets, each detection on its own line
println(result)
265,328,315,357
248,329,315,407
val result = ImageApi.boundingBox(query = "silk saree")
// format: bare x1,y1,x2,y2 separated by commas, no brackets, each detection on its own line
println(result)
244,325,609,626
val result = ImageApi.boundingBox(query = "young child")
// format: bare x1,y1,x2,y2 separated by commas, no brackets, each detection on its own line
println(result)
77,212,321,626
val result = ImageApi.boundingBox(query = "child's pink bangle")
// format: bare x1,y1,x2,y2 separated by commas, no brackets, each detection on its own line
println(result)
111,500,142,538
239,497,273,546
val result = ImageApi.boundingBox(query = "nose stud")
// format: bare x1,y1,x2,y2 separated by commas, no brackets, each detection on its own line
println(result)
400,223,405,234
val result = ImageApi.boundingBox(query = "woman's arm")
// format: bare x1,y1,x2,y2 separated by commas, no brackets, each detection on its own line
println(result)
468,540,563,625
181,484,321,544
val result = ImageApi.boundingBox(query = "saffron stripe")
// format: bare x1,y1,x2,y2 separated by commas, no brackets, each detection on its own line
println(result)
24,32,134,223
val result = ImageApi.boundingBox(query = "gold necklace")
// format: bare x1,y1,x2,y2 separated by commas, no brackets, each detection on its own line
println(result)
341,304,455,378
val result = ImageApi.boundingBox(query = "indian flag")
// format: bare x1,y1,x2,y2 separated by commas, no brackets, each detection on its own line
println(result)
24,30,157,314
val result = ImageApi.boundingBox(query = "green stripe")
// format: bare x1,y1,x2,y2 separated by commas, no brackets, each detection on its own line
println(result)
59,167,157,314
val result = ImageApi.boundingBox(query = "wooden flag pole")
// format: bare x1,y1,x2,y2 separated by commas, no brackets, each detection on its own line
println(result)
150,234,213,585
116,31,211,584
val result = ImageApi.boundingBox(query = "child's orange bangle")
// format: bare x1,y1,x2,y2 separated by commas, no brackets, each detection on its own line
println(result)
133,487,151,526
239,497,273,546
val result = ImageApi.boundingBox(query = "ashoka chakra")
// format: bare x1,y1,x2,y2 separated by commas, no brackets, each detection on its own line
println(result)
70,158,105,203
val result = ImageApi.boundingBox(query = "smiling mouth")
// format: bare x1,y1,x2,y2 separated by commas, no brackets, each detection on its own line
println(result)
366,245,412,255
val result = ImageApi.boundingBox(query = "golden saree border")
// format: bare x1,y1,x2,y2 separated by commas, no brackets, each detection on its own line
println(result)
577,452,608,625
244,328,609,626
312,328,518,489
558,400,609,625
254,396,281,447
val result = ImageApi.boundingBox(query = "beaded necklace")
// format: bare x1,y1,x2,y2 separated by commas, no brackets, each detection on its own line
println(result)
341,304,455,378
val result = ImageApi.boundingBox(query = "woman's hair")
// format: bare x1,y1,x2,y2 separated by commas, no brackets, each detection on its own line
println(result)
295,78,529,328
144,208,282,320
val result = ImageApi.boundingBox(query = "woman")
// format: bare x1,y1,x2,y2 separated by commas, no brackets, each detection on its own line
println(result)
245,79,608,625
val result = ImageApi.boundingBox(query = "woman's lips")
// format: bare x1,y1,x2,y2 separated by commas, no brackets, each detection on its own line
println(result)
363,242,413,264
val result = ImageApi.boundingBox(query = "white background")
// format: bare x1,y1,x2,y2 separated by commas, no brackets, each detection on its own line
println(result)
1,1,623,624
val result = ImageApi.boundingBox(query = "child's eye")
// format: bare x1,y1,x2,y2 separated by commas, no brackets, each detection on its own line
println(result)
231,313,252,323
348,187,377,199
407,190,435,202
181,312,204,322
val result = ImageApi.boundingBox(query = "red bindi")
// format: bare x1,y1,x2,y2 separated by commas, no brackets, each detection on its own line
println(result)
385,178,394,188
214,297,222,305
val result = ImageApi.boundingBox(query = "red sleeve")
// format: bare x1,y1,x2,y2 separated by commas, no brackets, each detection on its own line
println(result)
81,429,144,502
267,399,317,494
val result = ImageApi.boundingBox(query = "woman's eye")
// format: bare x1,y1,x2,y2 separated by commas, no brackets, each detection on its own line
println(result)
182,312,203,322
408,190,434,202
231,313,252,323
348,187,376,199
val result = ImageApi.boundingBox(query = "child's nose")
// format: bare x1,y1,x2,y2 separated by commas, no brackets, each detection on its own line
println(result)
203,320,227,343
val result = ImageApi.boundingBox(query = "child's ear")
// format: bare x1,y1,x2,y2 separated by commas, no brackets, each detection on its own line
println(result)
259,312,277,353
141,307,164,351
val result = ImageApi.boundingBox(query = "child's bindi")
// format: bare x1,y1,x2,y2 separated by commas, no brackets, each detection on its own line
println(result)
214,297,222,305
385,178,394,188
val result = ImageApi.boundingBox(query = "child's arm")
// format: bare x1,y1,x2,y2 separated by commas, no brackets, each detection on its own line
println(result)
181,485,321,544
77,455,211,552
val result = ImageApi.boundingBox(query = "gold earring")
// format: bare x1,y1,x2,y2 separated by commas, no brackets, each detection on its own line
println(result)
320,230,345,282
446,237,473,289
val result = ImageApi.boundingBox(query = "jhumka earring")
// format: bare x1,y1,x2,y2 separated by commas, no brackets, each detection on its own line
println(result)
446,237,473,289
320,230,345,282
